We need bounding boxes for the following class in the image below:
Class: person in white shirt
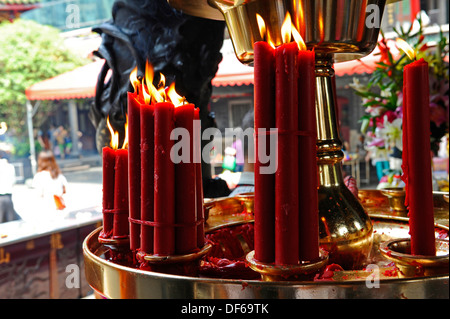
[32,151,68,214]
[0,150,20,223]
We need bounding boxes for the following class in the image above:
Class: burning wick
[107,116,128,150]
[396,38,416,61]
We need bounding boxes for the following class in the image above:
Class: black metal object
[89,0,226,182]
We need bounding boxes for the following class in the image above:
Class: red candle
[194,108,205,249]
[297,50,319,262]
[153,102,175,256]
[140,103,155,254]
[101,146,115,239]
[253,40,276,263]
[402,58,436,256]
[174,103,197,254]
[113,148,129,239]
[127,92,141,250]
[275,41,299,265]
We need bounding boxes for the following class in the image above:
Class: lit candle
[100,145,115,239]
[173,90,197,254]
[274,14,299,265]
[103,117,129,240]
[399,39,436,256]
[254,38,276,264]
[127,68,142,251]
[153,101,175,255]
[297,47,319,262]
[140,101,155,255]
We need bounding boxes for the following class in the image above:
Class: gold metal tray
[83,190,449,299]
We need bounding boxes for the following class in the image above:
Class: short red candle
[113,148,129,239]
[140,103,155,254]
[297,50,319,262]
[127,92,141,251]
[402,58,436,256]
[153,102,175,255]
[275,41,299,265]
[174,103,197,254]
[253,40,276,263]
[101,146,115,238]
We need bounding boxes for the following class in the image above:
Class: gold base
[245,249,329,282]
[136,244,212,276]
[380,188,407,215]
[380,238,449,278]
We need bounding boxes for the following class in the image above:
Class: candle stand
[83,0,448,298]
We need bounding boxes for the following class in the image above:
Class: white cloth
[0,159,15,195]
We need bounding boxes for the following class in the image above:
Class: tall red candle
[101,146,115,238]
[297,50,319,262]
[174,103,197,254]
[153,102,175,256]
[275,41,299,265]
[140,103,155,254]
[402,58,436,256]
[253,40,276,263]
[127,92,141,250]
[194,108,205,249]
[113,148,129,239]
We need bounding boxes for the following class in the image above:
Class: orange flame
[291,24,306,51]
[167,82,186,107]
[107,116,119,149]
[106,116,128,150]
[256,14,275,48]
[396,38,416,60]
[130,67,139,94]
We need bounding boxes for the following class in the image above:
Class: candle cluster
[100,61,204,261]
[254,13,319,266]
[100,118,129,240]
[128,63,205,259]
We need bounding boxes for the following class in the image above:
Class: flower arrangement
[350,20,449,187]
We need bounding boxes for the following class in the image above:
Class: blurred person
[0,150,20,223]
[32,151,68,213]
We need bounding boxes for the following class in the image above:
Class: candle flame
[256,13,266,39]
[291,24,306,51]
[167,82,186,107]
[396,38,416,60]
[281,12,292,44]
[122,115,129,150]
[107,116,119,150]
[129,67,139,94]
[256,13,275,48]
[144,60,165,104]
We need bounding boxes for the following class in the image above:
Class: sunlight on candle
[396,38,416,60]
[281,12,292,44]
[107,116,119,150]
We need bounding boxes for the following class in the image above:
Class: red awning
[212,52,254,87]
[25,59,105,101]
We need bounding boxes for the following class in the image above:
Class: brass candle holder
[136,244,212,277]
[246,249,329,281]
[380,238,449,278]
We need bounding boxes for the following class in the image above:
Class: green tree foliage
[0,19,88,140]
